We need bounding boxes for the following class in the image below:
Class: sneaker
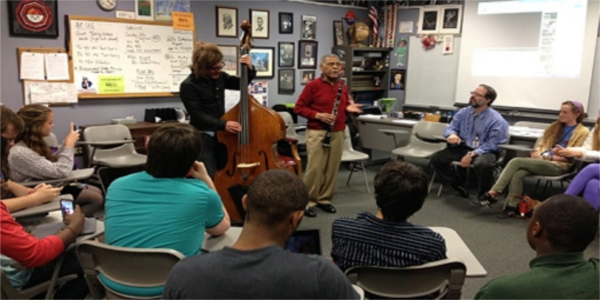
[496,207,518,219]
[450,182,469,198]
[470,193,498,208]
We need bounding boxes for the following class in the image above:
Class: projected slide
[472,0,587,78]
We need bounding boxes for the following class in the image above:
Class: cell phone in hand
[60,199,74,219]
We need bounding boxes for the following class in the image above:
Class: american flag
[368,4,379,47]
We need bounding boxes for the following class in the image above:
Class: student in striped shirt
[331,161,447,272]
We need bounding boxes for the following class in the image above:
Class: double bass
[214,21,302,222]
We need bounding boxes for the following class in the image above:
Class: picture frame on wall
[250,9,269,39]
[155,0,190,21]
[298,40,318,69]
[278,42,294,68]
[439,5,462,34]
[301,15,317,40]
[8,0,59,38]
[279,69,295,94]
[279,12,293,34]
[301,70,315,85]
[217,45,239,77]
[216,6,238,38]
[135,0,154,20]
[418,6,440,34]
[333,20,345,46]
[249,47,275,78]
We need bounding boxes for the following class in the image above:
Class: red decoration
[421,34,436,50]
[15,0,53,32]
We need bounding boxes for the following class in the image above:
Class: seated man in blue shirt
[475,194,599,300]
[331,161,447,273]
[431,84,509,199]
[104,124,230,297]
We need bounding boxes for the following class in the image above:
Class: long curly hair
[1,105,25,177]
[189,41,223,78]
[537,101,584,151]
[15,105,55,162]
[593,117,599,151]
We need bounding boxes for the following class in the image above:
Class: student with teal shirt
[104,124,230,297]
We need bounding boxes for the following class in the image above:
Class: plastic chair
[390,121,447,191]
[76,240,184,300]
[1,269,77,300]
[82,124,147,193]
[43,133,59,147]
[277,111,306,145]
[341,128,370,193]
[344,258,466,300]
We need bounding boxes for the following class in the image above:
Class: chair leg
[429,171,436,194]
[95,168,107,194]
[542,180,550,196]
[532,179,541,197]
[360,161,370,193]
[437,183,443,197]
[346,163,355,187]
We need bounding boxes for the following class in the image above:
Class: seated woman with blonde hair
[472,101,589,218]
[554,116,599,210]
[7,105,103,217]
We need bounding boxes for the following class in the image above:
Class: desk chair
[390,121,447,191]
[1,269,77,300]
[43,133,59,147]
[76,240,184,300]
[342,128,370,193]
[277,111,306,145]
[82,124,147,193]
[18,168,95,188]
[345,258,466,300]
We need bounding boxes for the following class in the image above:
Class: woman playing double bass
[179,42,256,179]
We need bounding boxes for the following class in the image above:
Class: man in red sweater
[294,54,362,218]
[0,202,87,298]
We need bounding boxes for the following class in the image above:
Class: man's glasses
[470,91,485,98]
[209,62,225,71]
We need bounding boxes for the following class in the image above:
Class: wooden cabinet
[331,46,392,104]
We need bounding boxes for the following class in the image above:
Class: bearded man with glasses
[430,84,509,200]
[180,41,255,179]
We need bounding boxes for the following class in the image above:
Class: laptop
[284,229,322,255]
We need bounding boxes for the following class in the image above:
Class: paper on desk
[20,52,45,80]
[45,53,70,80]
[225,89,240,112]
[25,82,78,104]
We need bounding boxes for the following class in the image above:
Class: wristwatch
[468,151,476,157]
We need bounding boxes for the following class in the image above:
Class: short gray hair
[320,54,340,65]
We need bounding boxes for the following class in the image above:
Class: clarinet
[322,81,344,148]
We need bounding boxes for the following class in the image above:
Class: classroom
[1,0,599,300]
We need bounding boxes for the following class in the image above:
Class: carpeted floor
[298,161,600,300]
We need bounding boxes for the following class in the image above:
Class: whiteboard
[68,15,194,99]
[405,36,462,108]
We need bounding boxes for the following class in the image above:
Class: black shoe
[470,193,498,208]
[450,182,469,198]
[496,207,518,219]
[315,203,337,213]
[304,207,317,218]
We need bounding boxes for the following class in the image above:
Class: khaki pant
[304,129,344,207]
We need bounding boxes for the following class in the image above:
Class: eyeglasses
[470,91,485,98]
[209,62,225,71]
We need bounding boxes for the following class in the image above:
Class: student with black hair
[104,124,230,297]
[331,161,447,272]
[475,194,599,300]
[164,170,359,300]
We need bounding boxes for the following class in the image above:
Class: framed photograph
[279,12,293,34]
[298,40,318,69]
[154,0,190,21]
[333,20,345,46]
[390,69,406,91]
[278,42,294,68]
[418,7,440,34]
[439,5,462,34]
[279,69,295,94]
[216,6,237,38]
[250,9,269,39]
[135,0,154,20]
[300,70,315,85]
[217,45,239,77]
[8,0,58,37]
[249,47,274,78]
[301,15,317,40]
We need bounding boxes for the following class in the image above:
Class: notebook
[284,229,322,255]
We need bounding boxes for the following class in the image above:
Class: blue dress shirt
[443,106,509,155]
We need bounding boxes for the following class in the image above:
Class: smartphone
[60,199,75,219]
